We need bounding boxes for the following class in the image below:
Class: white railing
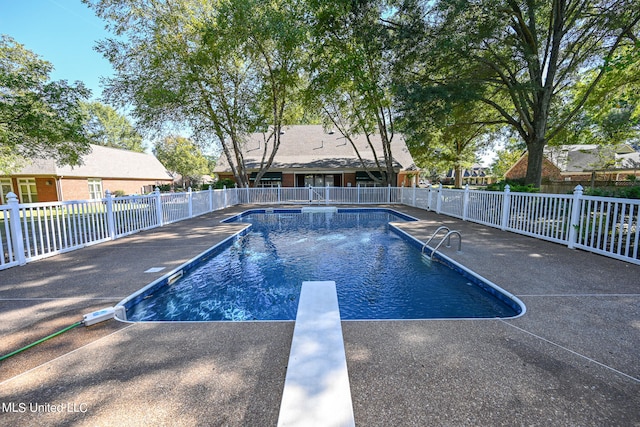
[465,190,504,227]
[2,184,639,270]
[1,187,232,269]
[573,194,640,263]
[400,184,639,265]
[111,194,159,238]
[1,203,20,270]
[505,192,574,244]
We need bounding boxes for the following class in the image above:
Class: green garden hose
[0,320,83,362]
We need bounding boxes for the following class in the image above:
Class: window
[302,174,335,187]
[17,178,38,203]
[88,178,103,199]
[0,178,13,204]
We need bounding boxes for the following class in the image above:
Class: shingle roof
[617,152,640,169]
[214,125,416,173]
[445,165,491,178]
[544,144,640,172]
[9,144,172,180]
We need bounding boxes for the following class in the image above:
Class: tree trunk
[524,138,546,188]
[454,164,463,188]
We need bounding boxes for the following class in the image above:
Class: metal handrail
[429,230,462,260]
[309,189,324,205]
[421,226,450,255]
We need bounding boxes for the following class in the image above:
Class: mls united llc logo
[1,402,88,413]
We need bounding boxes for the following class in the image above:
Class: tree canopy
[80,101,145,152]
[153,135,210,189]
[392,0,640,186]
[306,0,399,185]
[80,1,640,187]
[85,0,307,187]
[0,35,91,173]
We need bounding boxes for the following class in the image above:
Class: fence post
[462,184,470,221]
[208,185,213,212]
[567,185,584,249]
[187,187,193,218]
[427,185,432,210]
[278,184,281,205]
[223,186,228,208]
[308,185,313,204]
[6,192,26,266]
[412,184,416,207]
[357,184,361,204]
[154,187,164,227]
[246,185,250,204]
[436,185,442,214]
[387,184,391,204]
[325,184,329,205]
[501,184,511,231]
[105,190,116,240]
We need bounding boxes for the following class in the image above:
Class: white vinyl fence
[401,184,639,264]
[2,184,639,270]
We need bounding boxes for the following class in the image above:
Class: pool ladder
[421,226,462,260]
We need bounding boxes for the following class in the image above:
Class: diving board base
[301,206,337,213]
[277,281,355,427]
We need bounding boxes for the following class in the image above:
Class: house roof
[445,165,490,178]
[617,151,640,169]
[8,144,172,180]
[213,125,416,173]
[544,144,640,172]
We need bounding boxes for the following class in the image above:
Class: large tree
[408,103,496,188]
[0,35,90,172]
[563,42,640,146]
[80,101,145,152]
[306,0,398,185]
[393,0,640,187]
[85,0,306,188]
[153,135,210,189]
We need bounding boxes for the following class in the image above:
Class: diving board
[277,281,355,427]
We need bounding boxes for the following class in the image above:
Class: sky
[0,0,112,100]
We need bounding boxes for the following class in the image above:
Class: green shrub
[485,180,539,193]
[583,185,640,199]
[214,178,236,189]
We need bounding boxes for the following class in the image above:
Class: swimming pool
[119,208,524,321]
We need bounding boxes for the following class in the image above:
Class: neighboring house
[505,144,640,183]
[443,165,494,186]
[1,144,173,204]
[213,125,418,187]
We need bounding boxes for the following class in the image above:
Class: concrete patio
[0,205,638,426]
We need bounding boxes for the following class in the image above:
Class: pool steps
[277,281,355,427]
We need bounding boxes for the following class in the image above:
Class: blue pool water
[122,209,523,321]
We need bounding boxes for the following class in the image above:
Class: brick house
[505,144,640,183]
[1,144,173,204]
[213,125,419,188]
